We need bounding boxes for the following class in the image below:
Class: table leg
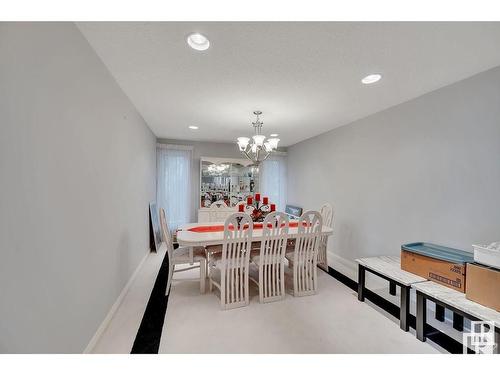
[416,291,427,342]
[495,329,500,354]
[453,312,464,331]
[435,304,445,322]
[389,281,397,296]
[357,264,365,302]
[400,286,410,332]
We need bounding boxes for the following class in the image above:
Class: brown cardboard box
[466,263,500,311]
[401,250,466,292]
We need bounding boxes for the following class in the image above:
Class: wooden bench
[356,256,427,331]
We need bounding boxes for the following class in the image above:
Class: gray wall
[157,139,243,221]
[287,66,500,276]
[0,23,156,353]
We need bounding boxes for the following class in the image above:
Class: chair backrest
[258,212,289,302]
[160,208,175,295]
[320,203,334,228]
[220,212,253,307]
[159,208,173,251]
[293,210,323,263]
[292,210,323,296]
[222,212,253,260]
[260,211,289,264]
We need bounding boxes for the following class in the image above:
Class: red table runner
[186,221,306,233]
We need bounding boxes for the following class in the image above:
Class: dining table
[176,220,333,247]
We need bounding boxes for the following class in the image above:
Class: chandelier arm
[242,150,254,163]
[261,150,271,162]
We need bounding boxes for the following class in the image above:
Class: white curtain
[156,144,193,232]
[260,152,287,211]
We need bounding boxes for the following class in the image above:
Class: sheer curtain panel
[156,144,193,232]
[260,152,287,211]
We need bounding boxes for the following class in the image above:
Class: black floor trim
[130,248,171,354]
[325,266,466,354]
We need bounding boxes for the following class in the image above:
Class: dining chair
[285,210,323,297]
[249,211,289,303]
[208,212,253,309]
[318,203,334,271]
[160,208,207,295]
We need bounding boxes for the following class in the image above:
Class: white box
[473,244,500,269]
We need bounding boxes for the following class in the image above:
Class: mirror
[200,157,259,208]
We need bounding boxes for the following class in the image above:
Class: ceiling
[77,22,500,147]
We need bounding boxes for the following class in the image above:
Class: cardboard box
[466,263,500,311]
[401,250,466,292]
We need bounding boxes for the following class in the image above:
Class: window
[260,152,287,211]
[156,144,192,232]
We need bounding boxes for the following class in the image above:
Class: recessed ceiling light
[361,74,382,84]
[187,33,210,51]
[188,125,199,130]
[270,133,279,137]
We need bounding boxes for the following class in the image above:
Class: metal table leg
[358,264,365,302]
[389,281,397,296]
[400,286,410,331]
[435,304,445,322]
[416,291,427,342]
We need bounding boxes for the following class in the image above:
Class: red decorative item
[255,193,261,201]
[263,196,269,205]
[247,196,253,205]
[270,204,276,212]
[188,221,304,233]
[252,209,263,221]
[238,204,244,212]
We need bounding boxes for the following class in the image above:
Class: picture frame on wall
[149,202,161,252]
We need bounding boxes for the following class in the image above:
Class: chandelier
[236,111,280,165]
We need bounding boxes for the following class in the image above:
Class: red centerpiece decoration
[241,193,274,222]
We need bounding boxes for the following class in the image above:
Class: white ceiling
[77,22,500,147]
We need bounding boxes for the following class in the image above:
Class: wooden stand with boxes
[401,242,474,293]
[466,263,500,312]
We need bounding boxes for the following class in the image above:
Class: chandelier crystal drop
[236,111,279,165]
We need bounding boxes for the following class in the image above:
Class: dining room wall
[287,65,500,280]
[0,23,156,353]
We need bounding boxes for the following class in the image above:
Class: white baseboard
[327,251,388,290]
[83,250,150,354]
[327,251,357,280]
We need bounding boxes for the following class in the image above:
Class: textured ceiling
[77,22,500,146]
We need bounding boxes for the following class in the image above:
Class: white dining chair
[160,208,207,295]
[208,212,253,310]
[249,211,289,303]
[318,203,334,271]
[285,210,323,297]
